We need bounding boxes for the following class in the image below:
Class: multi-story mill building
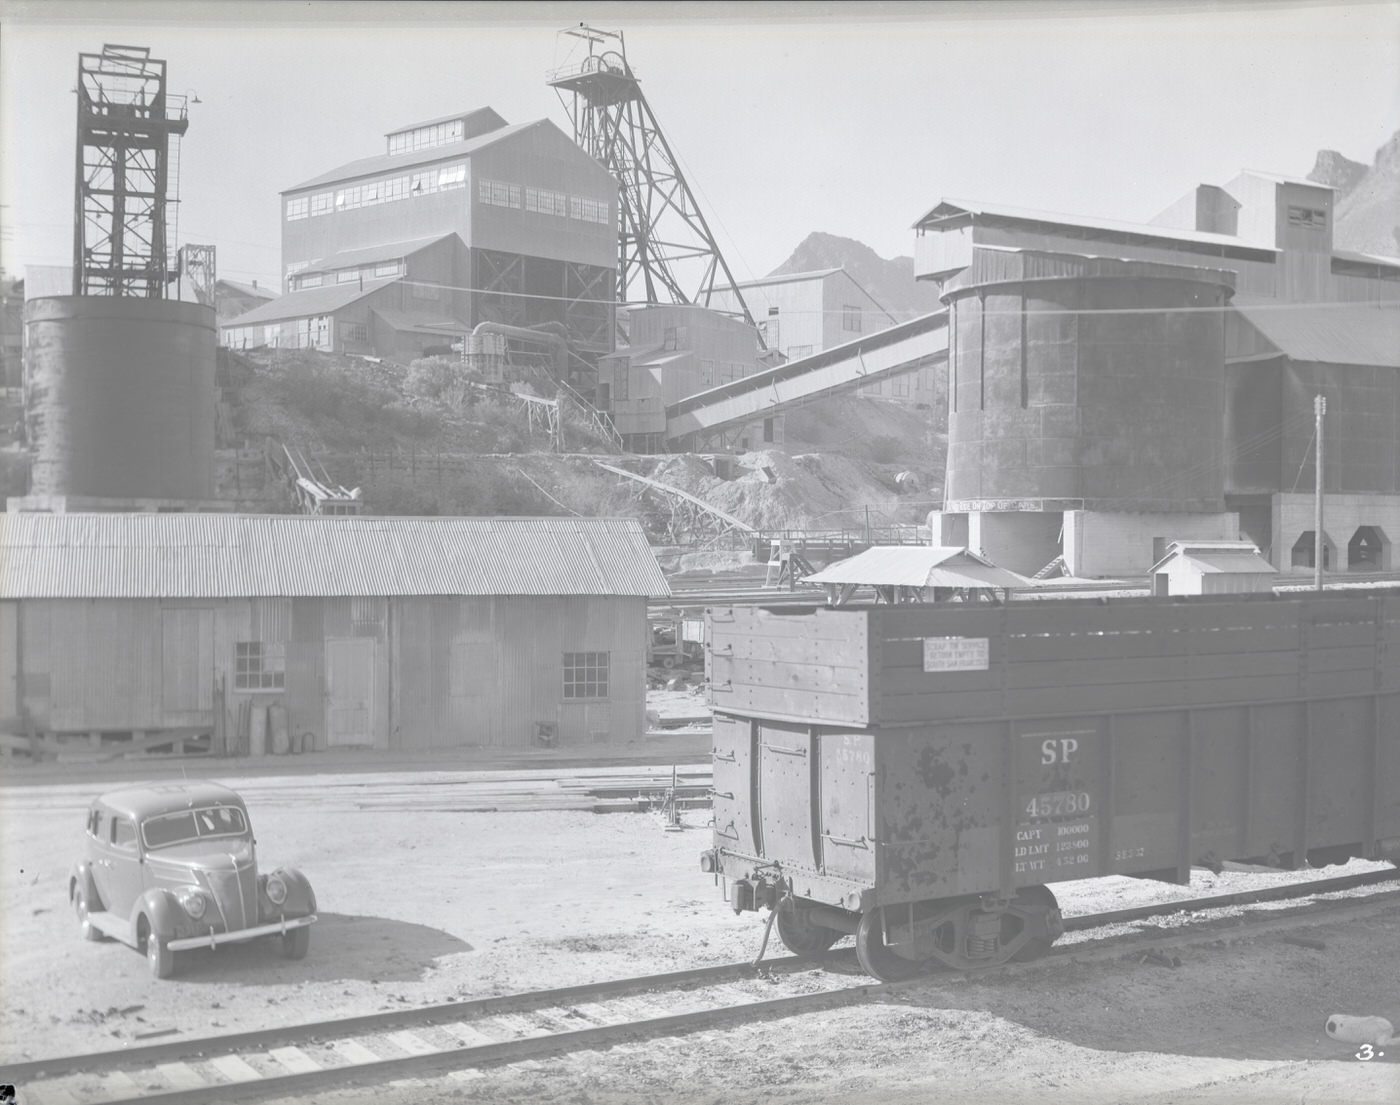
[917,169,1400,577]
[222,108,618,390]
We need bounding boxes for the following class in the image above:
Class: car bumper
[167,913,317,951]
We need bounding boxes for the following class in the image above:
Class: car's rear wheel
[281,925,310,960]
[145,927,175,979]
[74,886,102,942]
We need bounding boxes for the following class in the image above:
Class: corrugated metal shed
[0,514,671,600]
[1231,302,1400,368]
[223,278,398,328]
[805,546,1032,590]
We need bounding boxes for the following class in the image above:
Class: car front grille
[203,858,257,931]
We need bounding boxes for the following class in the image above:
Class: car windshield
[141,805,249,849]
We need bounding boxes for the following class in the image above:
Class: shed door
[161,608,214,719]
[326,638,375,746]
[448,639,494,747]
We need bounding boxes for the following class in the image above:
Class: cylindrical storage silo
[940,250,1235,513]
[24,296,216,500]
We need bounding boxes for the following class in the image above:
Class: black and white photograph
[1,1,1398,1102]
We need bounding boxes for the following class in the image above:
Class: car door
[105,815,147,917]
[88,805,118,909]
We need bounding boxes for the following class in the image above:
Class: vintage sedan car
[69,782,316,978]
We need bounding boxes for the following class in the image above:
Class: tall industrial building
[917,170,1400,577]
[222,108,618,391]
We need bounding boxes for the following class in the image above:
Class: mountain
[1311,130,1400,258]
[1307,149,1369,195]
[769,232,942,320]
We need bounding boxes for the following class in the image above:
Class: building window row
[290,260,405,292]
[285,161,469,223]
[479,178,523,209]
[481,178,612,226]
[387,119,465,156]
[569,195,610,224]
[525,185,569,217]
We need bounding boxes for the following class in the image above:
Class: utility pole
[1314,394,1326,591]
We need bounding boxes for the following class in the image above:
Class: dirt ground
[2,756,1397,1105]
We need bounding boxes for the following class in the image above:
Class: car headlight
[265,873,288,906]
[177,887,207,919]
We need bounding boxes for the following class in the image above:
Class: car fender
[260,865,316,917]
[69,862,101,909]
[130,886,184,944]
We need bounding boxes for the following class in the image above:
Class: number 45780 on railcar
[699,593,1400,980]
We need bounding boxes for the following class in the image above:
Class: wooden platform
[0,727,213,763]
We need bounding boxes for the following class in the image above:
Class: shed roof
[221,277,399,328]
[804,546,1032,590]
[302,234,457,275]
[914,197,1278,257]
[1231,302,1400,368]
[385,107,507,139]
[1149,540,1277,575]
[0,514,671,599]
[284,119,541,192]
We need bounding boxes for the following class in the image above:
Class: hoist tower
[72,44,189,297]
[547,25,763,344]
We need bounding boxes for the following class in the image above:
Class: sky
[2,0,1397,294]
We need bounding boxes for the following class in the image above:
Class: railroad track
[9,867,1397,1105]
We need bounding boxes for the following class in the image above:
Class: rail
[13,870,1397,1102]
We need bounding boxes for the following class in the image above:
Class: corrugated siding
[0,514,670,600]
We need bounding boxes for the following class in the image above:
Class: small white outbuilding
[1150,540,1278,597]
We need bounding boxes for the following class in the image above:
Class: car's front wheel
[145,928,175,979]
[281,925,310,960]
[74,887,102,942]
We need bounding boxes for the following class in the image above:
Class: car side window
[89,809,105,838]
[111,818,138,851]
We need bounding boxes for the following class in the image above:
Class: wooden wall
[3,593,647,752]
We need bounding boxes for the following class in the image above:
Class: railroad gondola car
[699,591,1400,980]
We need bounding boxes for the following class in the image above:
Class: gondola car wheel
[855,906,924,982]
[775,902,840,958]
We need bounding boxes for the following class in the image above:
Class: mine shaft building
[596,304,763,453]
[221,107,618,388]
[916,170,1400,577]
[0,513,669,755]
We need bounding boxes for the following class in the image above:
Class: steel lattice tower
[72,44,189,297]
[548,26,763,344]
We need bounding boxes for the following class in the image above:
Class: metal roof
[913,197,1277,256]
[302,234,456,275]
[1231,302,1400,368]
[370,309,462,334]
[220,277,399,328]
[284,120,542,192]
[804,546,1032,590]
[0,514,671,600]
[1150,541,1277,575]
[734,268,842,288]
[1332,248,1400,272]
[385,107,507,138]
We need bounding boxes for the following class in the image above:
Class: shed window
[843,305,862,332]
[1287,205,1327,230]
[563,651,609,699]
[235,641,286,690]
